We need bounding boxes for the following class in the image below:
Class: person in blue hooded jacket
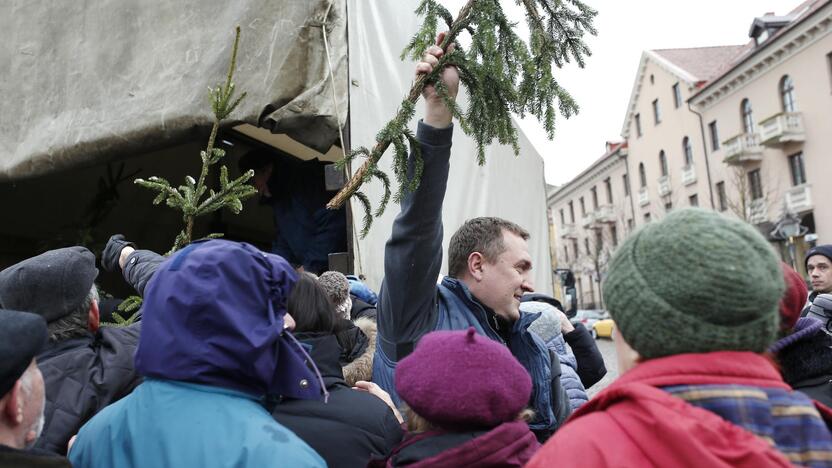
[371,34,571,441]
[68,240,325,468]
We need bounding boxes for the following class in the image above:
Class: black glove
[102,234,136,272]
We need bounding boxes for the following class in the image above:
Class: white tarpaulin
[0,0,348,180]
[347,0,554,295]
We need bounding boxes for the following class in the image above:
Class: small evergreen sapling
[327,0,597,236]
[134,26,257,255]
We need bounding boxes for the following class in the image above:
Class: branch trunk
[326,0,477,210]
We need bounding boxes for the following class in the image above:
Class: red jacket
[527,352,808,468]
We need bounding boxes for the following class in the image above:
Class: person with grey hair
[0,247,141,456]
[0,308,70,467]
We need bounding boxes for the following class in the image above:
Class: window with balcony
[584,238,590,255]
[580,197,586,216]
[635,113,642,137]
[563,246,569,263]
[716,181,727,212]
[689,194,699,207]
[659,150,668,177]
[571,239,579,259]
[672,82,682,108]
[682,137,693,166]
[559,208,565,225]
[611,225,618,247]
[748,169,763,200]
[639,163,647,188]
[789,152,806,186]
[653,99,662,125]
[627,219,634,230]
[605,178,613,204]
[708,121,720,151]
[623,174,630,196]
[595,229,603,253]
[568,201,575,223]
[741,98,754,134]
[665,201,673,211]
[591,187,599,209]
[780,75,797,113]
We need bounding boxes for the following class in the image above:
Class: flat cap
[0,309,47,397]
[0,247,98,322]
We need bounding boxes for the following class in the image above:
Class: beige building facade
[548,143,633,308]
[548,0,832,297]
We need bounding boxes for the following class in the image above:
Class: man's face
[476,231,534,322]
[808,255,832,294]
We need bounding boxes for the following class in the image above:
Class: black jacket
[563,323,607,388]
[0,446,71,468]
[776,322,832,408]
[35,325,142,455]
[271,333,403,468]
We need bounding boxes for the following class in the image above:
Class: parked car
[593,319,615,339]
[571,309,609,339]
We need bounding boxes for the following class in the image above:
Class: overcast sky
[440,0,803,186]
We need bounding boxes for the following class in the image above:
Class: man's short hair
[47,286,98,343]
[448,217,530,278]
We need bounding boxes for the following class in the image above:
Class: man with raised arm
[372,34,570,440]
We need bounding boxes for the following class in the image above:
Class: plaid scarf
[664,383,832,467]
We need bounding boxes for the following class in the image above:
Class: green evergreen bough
[327,0,597,236]
[135,26,257,255]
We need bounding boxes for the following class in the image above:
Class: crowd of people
[2,34,832,467]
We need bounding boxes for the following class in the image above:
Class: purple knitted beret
[395,327,532,429]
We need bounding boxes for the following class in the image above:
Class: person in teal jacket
[68,240,326,468]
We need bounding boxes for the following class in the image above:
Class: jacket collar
[293,333,346,386]
[440,277,540,337]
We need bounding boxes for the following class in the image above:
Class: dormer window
[749,14,793,46]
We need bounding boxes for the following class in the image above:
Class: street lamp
[771,208,808,270]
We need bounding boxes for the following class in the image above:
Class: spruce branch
[134,26,256,255]
[327,0,597,235]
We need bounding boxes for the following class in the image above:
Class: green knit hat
[603,208,784,359]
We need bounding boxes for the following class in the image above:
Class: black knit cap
[0,247,98,322]
[806,244,832,269]
[0,309,47,397]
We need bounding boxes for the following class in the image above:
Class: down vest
[36,324,142,455]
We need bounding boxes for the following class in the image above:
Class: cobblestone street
[587,337,618,398]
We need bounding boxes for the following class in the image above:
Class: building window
[563,246,569,263]
[627,219,635,230]
[708,120,720,151]
[605,178,613,204]
[584,238,590,255]
[611,225,618,246]
[650,74,655,84]
[665,201,673,211]
[780,75,797,113]
[672,82,682,108]
[682,137,693,167]
[571,239,578,259]
[716,181,727,212]
[789,152,806,186]
[827,52,832,93]
[639,163,647,188]
[652,99,662,124]
[748,169,763,200]
[741,98,754,134]
[568,201,575,223]
[595,229,603,253]
[623,174,631,196]
[689,194,699,207]
[644,213,652,223]
[591,186,599,209]
[580,197,586,216]
[659,150,668,177]
[559,208,565,225]
[635,113,642,137]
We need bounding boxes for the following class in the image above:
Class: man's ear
[88,299,100,333]
[467,252,485,281]
[2,380,24,426]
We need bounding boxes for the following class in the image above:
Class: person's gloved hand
[102,234,136,272]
